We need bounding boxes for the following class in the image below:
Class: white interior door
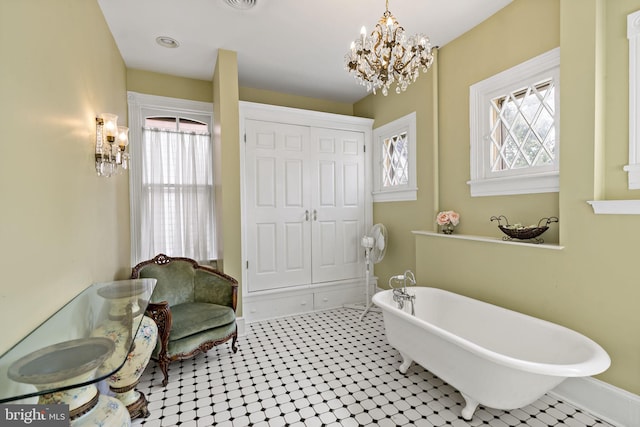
[245,120,312,292]
[311,128,366,283]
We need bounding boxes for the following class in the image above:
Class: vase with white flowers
[436,210,460,234]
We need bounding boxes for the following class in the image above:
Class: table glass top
[0,279,156,403]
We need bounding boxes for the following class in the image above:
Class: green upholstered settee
[131,254,238,386]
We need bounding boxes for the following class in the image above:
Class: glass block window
[490,80,556,172]
[469,48,560,197]
[373,112,417,202]
[382,132,409,187]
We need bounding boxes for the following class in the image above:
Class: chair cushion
[169,302,236,341]
[139,261,196,307]
[163,321,237,359]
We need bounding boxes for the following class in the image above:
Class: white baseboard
[237,316,246,336]
[550,377,640,427]
[242,278,374,322]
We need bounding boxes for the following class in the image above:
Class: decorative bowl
[490,216,558,243]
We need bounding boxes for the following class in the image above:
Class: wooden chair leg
[231,331,238,353]
[158,359,169,387]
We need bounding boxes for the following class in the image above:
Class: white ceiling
[98,0,512,104]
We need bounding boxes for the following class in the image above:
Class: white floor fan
[357,223,387,321]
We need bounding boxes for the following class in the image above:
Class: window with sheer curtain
[138,117,215,262]
[127,92,216,265]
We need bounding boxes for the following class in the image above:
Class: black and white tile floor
[132,308,612,427]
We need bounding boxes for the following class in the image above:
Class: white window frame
[127,91,214,265]
[587,10,640,214]
[468,48,560,197]
[372,112,417,202]
[624,10,640,189]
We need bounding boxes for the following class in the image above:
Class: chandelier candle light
[345,0,435,95]
[95,113,129,177]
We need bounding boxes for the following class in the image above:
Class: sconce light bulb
[117,126,129,148]
[100,113,118,144]
[99,113,118,143]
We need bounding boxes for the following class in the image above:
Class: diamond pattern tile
[132,308,612,426]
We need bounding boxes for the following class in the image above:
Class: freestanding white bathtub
[372,286,611,420]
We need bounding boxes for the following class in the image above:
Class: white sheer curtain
[139,127,215,262]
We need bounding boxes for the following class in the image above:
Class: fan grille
[223,0,257,10]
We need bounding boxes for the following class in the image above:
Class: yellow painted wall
[356,0,640,395]
[0,0,128,352]
[353,59,437,287]
[125,71,354,116]
[213,50,243,314]
[239,87,354,116]
[127,69,213,103]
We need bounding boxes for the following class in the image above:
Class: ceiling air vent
[223,0,257,10]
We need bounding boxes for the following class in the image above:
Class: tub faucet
[390,270,416,315]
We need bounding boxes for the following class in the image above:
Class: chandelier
[345,0,435,96]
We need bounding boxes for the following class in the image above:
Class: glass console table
[0,279,157,426]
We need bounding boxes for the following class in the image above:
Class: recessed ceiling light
[223,0,257,10]
[156,36,180,48]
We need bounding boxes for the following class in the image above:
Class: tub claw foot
[398,352,412,374]
[460,393,478,421]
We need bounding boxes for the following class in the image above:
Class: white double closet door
[245,119,366,293]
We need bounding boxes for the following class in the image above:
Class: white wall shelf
[412,230,564,250]
[587,200,640,215]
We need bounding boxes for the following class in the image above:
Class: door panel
[319,161,336,207]
[256,223,277,273]
[284,222,305,270]
[342,220,361,264]
[343,162,360,206]
[245,120,311,292]
[255,157,276,207]
[311,128,365,283]
[318,220,337,268]
[284,160,304,206]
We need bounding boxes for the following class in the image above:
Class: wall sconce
[95,113,129,177]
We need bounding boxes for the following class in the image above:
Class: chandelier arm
[394,47,418,72]
[373,22,385,49]
[362,55,380,72]
[391,24,404,41]
[371,33,386,68]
